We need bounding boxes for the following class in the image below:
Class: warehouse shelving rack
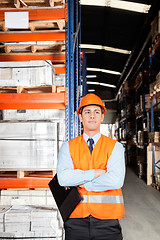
[149,39,160,178]
[149,42,160,133]
[118,27,160,182]
[0,0,82,189]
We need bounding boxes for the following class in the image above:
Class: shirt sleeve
[83,142,126,192]
[57,141,95,187]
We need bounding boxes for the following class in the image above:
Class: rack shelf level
[0,178,50,189]
[0,8,66,21]
[0,31,65,42]
[0,92,68,109]
[0,53,65,63]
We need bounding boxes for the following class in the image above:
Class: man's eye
[95,111,100,114]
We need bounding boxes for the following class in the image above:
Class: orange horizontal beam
[0,92,68,109]
[0,31,65,42]
[0,8,65,21]
[0,178,50,189]
[0,54,65,63]
[54,64,65,74]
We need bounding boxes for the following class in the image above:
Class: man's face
[79,105,104,135]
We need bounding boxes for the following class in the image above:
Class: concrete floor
[120,167,160,240]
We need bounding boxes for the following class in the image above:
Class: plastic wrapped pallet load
[0,207,11,232]
[0,206,63,240]
[31,207,63,236]
[0,60,55,87]
[2,109,65,121]
[0,121,59,169]
[55,74,65,86]
[5,209,31,232]
[0,189,56,206]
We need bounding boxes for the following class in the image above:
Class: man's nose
[90,112,95,118]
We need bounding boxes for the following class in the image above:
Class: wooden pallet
[0,0,63,9]
[0,85,65,93]
[0,19,65,32]
[0,169,56,179]
[0,44,65,54]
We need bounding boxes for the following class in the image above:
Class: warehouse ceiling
[81,0,160,101]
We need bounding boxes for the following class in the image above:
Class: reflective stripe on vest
[81,195,124,204]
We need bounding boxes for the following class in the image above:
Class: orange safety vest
[68,134,125,220]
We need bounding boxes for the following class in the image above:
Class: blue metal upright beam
[65,0,81,140]
[65,0,75,140]
[150,100,155,132]
[65,1,69,141]
[75,0,81,137]
[149,52,155,133]
[78,0,82,136]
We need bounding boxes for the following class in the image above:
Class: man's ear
[79,114,83,122]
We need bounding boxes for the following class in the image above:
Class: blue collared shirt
[57,133,125,192]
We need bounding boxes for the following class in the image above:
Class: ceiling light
[86,75,97,78]
[81,44,131,55]
[87,81,99,85]
[87,67,121,75]
[87,81,116,88]
[99,83,116,88]
[81,0,105,7]
[80,0,151,13]
[88,89,95,92]
[109,0,151,13]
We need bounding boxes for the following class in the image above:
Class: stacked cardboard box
[0,206,63,240]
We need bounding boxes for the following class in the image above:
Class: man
[57,93,125,240]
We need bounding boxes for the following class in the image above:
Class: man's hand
[66,170,106,189]
[94,169,106,178]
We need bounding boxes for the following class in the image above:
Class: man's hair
[79,105,104,115]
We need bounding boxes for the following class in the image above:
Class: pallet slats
[0,85,65,94]
[0,44,65,54]
[0,0,63,9]
[0,19,65,32]
[0,170,56,179]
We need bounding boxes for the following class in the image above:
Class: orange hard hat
[77,93,107,116]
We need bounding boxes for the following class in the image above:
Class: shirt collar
[83,132,101,145]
